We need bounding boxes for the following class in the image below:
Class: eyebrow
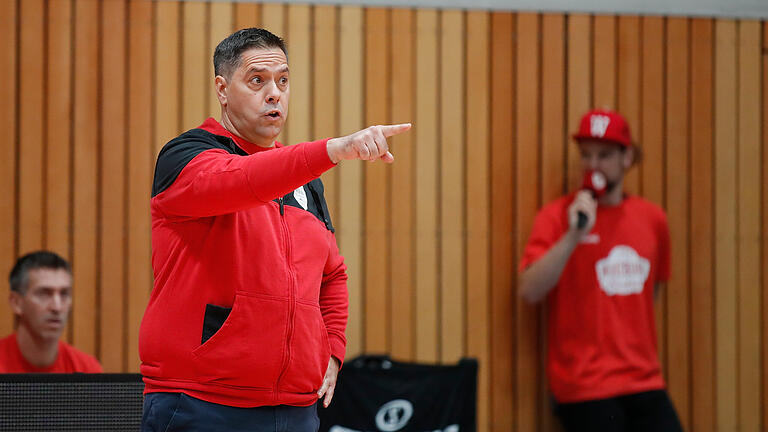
[247,66,290,75]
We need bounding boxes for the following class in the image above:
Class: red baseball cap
[572,109,632,147]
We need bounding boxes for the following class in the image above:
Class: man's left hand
[317,356,340,408]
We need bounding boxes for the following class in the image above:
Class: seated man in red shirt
[0,251,102,373]
[519,109,682,432]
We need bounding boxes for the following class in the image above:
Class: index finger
[379,123,412,138]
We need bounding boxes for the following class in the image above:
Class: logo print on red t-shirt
[595,245,650,296]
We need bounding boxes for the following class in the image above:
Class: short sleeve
[519,203,566,273]
[656,210,671,283]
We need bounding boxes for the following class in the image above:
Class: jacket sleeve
[153,137,334,218]
[319,232,348,365]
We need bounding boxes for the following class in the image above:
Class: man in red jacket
[139,28,410,431]
[0,251,102,373]
[519,109,682,432]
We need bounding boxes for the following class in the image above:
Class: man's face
[10,268,72,342]
[578,140,633,191]
[217,47,290,146]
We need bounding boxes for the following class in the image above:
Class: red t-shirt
[0,333,102,373]
[520,194,670,403]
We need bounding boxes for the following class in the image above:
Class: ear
[622,146,635,169]
[9,291,23,316]
[215,75,228,106]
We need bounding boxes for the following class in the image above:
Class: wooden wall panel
[490,12,514,431]
[439,9,465,363]
[99,0,127,372]
[465,11,491,431]
[126,0,154,373]
[566,15,591,189]
[515,12,541,432]
[390,8,416,361]
[4,4,768,431]
[286,5,311,145]
[181,2,207,131]
[665,17,691,430]
[337,5,364,358]
[72,0,99,355]
[415,9,439,363]
[364,8,390,353]
[763,21,768,432]
[314,6,340,226]
[234,2,260,30]
[617,16,640,195]
[154,1,181,152]
[714,19,738,432]
[18,0,45,255]
[0,0,17,337]
[540,14,566,432]
[208,2,233,118]
[737,19,762,431]
[45,0,73,262]
[593,15,616,109]
[690,18,715,432]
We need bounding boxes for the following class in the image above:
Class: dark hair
[9,251,71,294]
[213,27,287,78]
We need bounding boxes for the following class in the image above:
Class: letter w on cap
[590,115,611,138]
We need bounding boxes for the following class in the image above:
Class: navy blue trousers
[141,392,320,432]
[554,390,683,432]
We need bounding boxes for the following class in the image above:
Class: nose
[264,81,280,105]
[50,293,65,313]
[584,154,599,170]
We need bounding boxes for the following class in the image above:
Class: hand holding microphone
[569,170,606,233]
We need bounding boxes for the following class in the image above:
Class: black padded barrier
[0,373,143,431]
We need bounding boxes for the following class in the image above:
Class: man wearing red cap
[519,109,682,431]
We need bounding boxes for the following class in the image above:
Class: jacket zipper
[274,195,295,400]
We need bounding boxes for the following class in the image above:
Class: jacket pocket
[201,304,231,344]
[279,302,331,394]
[192,292,287,390]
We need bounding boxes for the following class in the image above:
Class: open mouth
[266,110,281,118]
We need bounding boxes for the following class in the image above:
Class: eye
[251,76,262,84]
[279,76,288,85]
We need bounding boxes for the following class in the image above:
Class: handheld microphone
[577,170,607,229]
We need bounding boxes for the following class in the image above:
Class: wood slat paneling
[286,4,311,145]
[314,6,340,224]
[763,21,768,432]
[714,19,739,432]
[337,5,364,358]
[593,15,616,109]
[515,12,541,432]
[567,15,592,190]
[690,18,716,432]
[99,0,127,372]
[665,17,691,430]
[18,0,45,254]
[72,0,100,356]
[208,2,233,118]
[126,0,153,372]
[439,9,465,363]
[737,19,762,432]
[540,14,567,432]
[182,2,207,131]
[0,0,18,336]
[617,16,640,195]
[390,7,416,361]
[364,7,390,353]
[490,12,515,431]
[415,8,440,363]
[154,1,181,152]
[465,10,491,431]
[45,0,73,261]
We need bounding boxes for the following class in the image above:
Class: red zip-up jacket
[139,118,348,408]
